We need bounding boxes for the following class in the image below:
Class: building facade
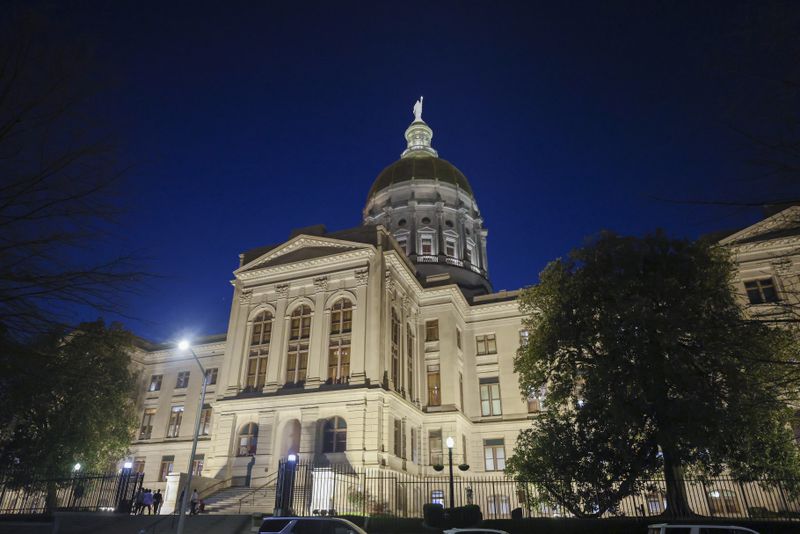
[128,105,535,496]
[126,103,800,510]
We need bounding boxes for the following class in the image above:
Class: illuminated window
[148,375,162,392]
[158,456,174,482]
[707,489,740,515]
[133,457,146,475]
[429,430,442,465]
[166,406,184,438]
[328,299,352,384]
[466,244,474,264]
[286,305,312,385]
[247,311,272,390]
[175,371,190,389]
[427,364,441,406]
[192,454,204,477]
[483,439,505,471]
[425,320,439,342]
[476,334,497,355]
[199,406,212,436]
[480,377,502,416]
[431,490,445,507]
[204,368,218,385]
[519,329,529,348]
[445,237,456,257]
[744,278,779,304]
[323,417,347,453]
[139,408,156,440]
[420,234,434,255]
[238,423,258,456]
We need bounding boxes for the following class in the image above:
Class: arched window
[237,423,258,456]
[286,305,312,385]
[328,299,352,384]
[323,417,347,453]
[246,311,273,390]
[391,309,400,390]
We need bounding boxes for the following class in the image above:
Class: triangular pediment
[236,235,373,275]
[719,206,800,246]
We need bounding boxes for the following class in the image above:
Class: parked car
[259,517,367,534]
[443,529,510,534]
[647,524,760,534]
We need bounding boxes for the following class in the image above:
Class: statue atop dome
[413,96,423,122]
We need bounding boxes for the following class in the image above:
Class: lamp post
[446,437,455,510]
[176,339,208,534]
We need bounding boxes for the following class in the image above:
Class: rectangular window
[411,427,418,463]
[391,310,400,390]
[396,236,407,252]
[466,244,474,264]
[407,330,415,399]
[159,455,174,482]
[484,438,506,471]
[175,371,190,389]
[527,386,546,413]
[425,320,439,342]
[286,343,308,385]
[327,341,351,384]
[459,372,465,411]
[445,237,456,257]
[205,368,218,385]
[480,377,502,416]
[427,364,441,406]
[429,430,442,465]
[133,457,146,475]
[148,375,162,392]
[744,278,779,304]
[519,329,529,348]
[393,418,402,457]
[139,408,156,440]
[431,490,445,507]
[421,234,433,255]
[192,454,205,477]
[199,406,212,436]
[166,406,184,438]
[476,334,497,355]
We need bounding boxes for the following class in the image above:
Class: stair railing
[237,472,278,514]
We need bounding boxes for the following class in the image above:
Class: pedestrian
[197,498,205,514]
[190,488,199,515]
[133,488,144,515]
[153,489,163,515]
[142,488,154,515]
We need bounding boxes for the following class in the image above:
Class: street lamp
[446,437,455,510]
[73,463,81,472]
[175,339,208,534]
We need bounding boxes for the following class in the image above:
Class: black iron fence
[0,470,143,515]
[274,460,800,521]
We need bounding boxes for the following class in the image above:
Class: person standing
[142,488,154,515]
[133,488,144,515]
[152,489,163,515]
[190,488,199,515]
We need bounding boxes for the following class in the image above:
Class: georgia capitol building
[127,99,800,513]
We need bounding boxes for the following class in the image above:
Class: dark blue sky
[37,1,798,341]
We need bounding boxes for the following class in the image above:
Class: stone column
[223,285,251,397]
[306,276,329,388]
[349,268,369,385]
[254,410,276,486]
[266,284,290,393]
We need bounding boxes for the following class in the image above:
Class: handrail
[199,477,234,500]
[237,472,279,514]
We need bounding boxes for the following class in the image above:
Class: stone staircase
[204,484,277,515]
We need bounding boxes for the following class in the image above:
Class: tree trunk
[661,445,694,518]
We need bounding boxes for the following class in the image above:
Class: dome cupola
[363,98,491,298]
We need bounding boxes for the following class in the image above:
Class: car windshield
[259,519,291,532]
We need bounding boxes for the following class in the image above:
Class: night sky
[26,1,800,342]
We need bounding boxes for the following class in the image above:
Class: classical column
[349,268,369,385]
[305,276,328,388]
[265,284,290,393]
[223,285,251,397]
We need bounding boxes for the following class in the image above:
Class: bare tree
[0,13,146,339]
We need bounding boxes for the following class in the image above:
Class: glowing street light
[175,339,208,534]
[73,463,81,472]
[446,436,456,510]
[123,461,133,469]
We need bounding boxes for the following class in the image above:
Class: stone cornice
[237,248,375,281]
[236,235,376,275]
[720,206,800,246]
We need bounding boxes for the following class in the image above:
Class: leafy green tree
[508,231,800,517]
[0,320,138,477]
